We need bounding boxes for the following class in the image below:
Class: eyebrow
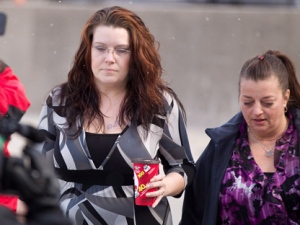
[241,95,275,100]
[92,42,129,47]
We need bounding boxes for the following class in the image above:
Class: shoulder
[47,85,65,107]
[43,85,68,119]
[162,89,181,111]
[205,112,243,143]
[51,85,63,98]
[197,113,243,170]
[162,90,173,104]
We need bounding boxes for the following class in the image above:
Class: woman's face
[91,25,131,90]
[239,75,290,137]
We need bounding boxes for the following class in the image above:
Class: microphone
[0,118,45,143]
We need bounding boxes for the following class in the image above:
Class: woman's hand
[145,172,185,208]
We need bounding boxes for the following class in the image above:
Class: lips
[252,118,266,126]
[102,68,117,72]
[254,119,265,122]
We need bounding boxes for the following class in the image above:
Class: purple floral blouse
[218,113,300,225]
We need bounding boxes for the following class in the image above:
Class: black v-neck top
[85,132,132,172]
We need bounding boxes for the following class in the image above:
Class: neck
[99,89,126,118]
[100,86,126,97]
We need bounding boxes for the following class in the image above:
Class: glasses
[92,45,131,58]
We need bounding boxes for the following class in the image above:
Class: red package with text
[133,159,159,206]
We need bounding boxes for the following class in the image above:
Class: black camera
[0,116,46,193]
[0,116,66,222]
[0,12,6,36]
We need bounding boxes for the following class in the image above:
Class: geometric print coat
[36,86,195,225]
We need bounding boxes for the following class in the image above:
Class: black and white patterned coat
[37,86,195,225]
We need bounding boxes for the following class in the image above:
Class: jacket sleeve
[157,93,195,197]
[179,140,215,225]
[36,90,59,161]
[0,60,30,211]
[0,60,30,121]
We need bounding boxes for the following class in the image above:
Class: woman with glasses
[36,6,195,225]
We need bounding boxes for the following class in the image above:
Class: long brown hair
[239,50,300,109]
[58,6,185,136]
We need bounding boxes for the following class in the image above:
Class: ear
[284,89,290,104]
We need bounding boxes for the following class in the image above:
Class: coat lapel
[118,123,153,160]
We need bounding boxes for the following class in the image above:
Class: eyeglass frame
[91,44,131,58]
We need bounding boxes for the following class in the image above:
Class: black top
[86,132,119,168]
[85,132,131,174]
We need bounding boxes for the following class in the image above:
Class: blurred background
[1,0,300,223]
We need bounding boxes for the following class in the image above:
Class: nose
[252,103,263,115]
[104,49,115,62]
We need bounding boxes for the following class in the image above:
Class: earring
[284,105,288,113]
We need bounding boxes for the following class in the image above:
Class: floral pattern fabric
[218,113,300,225]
